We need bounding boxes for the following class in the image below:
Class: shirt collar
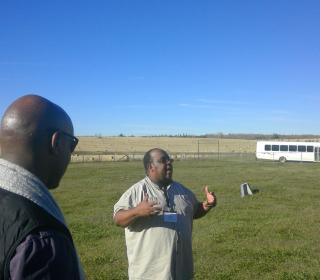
[145,176,172,190]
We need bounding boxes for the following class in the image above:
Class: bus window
[272,145,279,151]
[265,145,271,151]
[289,145,297,152]
[280,145,288,151]
[307,146,314,152]
[298,146,306,152]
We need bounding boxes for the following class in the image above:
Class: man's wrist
[202,200,214,211]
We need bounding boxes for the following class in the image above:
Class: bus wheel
[279,156,286,163]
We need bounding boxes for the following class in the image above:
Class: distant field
[75,136,257,153]
[54,159,320,279]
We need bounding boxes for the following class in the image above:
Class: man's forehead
[151,150,169,159]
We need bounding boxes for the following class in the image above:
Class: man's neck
[147,176,171,189]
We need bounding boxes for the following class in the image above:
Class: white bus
[256,141,320,163]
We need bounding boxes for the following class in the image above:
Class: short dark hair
[143,149,153,172]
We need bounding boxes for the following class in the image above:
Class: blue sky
[1,0,319,136]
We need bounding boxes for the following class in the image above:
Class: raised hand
[203,186,217,208]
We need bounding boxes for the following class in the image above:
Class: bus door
[314,147,320,162]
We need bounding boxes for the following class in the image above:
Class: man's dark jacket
[0,188,79,279]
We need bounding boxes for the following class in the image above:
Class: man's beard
[159,176,172,188]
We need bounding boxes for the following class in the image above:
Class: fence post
[197,140,199,160]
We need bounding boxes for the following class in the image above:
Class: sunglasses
[59,130,79,152]
[153,157,174,164]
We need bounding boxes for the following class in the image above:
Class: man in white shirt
[114,148,217,280]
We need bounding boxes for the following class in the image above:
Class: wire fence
[71,152,257,163]
[71,137,260,163]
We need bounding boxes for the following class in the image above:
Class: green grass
[52,159,320,280]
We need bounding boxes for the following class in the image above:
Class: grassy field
[53,158,320,280]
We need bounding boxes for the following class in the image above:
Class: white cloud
[197,98,251,106]
[178,103,214,109]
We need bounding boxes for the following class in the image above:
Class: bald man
[0,95,84,279]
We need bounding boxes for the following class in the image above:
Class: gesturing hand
[203,186,217,208]
[136,192,161,217]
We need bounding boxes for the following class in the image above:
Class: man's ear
[148,162,155,173]
[51,131,60,154]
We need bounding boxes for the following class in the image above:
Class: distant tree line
[203,133,320,140]
[143,133,320,140]
[88,133,320,140]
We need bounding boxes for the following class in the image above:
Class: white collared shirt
[114,176,198,280]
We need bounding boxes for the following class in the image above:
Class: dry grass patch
[75,137,257,153]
